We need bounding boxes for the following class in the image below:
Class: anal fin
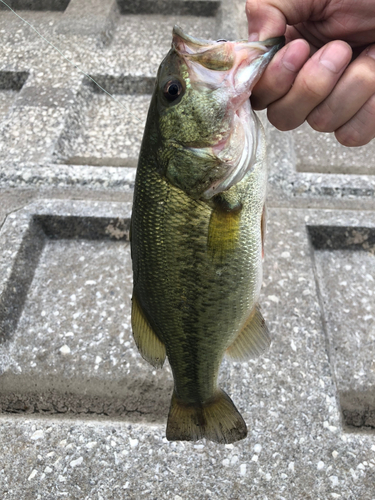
[226,304,271,361]
[131,296,166,368]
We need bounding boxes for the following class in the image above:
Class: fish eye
[163,79,183,102]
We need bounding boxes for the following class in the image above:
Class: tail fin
[166,389,247,444]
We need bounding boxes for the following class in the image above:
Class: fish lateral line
[0,0,143,124]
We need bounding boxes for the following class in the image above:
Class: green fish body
[131,27,284,443]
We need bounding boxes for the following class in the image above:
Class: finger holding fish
[262,41,352,131]
[308,44,375,146]
[247,0,375,146]
[251,38,311,111]
[253,38,375,147]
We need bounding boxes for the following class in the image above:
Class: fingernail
[320,44,349,73]
[248,32,259,42]
[366,45,375,59]
[282,44,298,72]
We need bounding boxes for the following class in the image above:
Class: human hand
[246,0,375,146]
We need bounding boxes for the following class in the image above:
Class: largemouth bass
[131,27,284,444]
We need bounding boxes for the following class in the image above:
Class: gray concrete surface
[293,123,375,176]
[0,1,375,499]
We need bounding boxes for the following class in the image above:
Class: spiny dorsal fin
[131,296,166,368]
[226,304,271,361]
[166,389,247,444]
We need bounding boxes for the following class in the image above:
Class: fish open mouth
[169,27,284,199]
[173,26,284,94]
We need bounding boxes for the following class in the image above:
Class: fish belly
[131,153,265,404]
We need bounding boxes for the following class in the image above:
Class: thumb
[246,0,287,41]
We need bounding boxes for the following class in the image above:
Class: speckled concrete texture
[1,0,375,498]
[266,125,375,208]
[0,5,217,188]
[0,200,172,420]
[293,123,375,176]
[1,203,375,498]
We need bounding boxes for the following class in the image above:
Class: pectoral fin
[131,296,166,368]
[207,197,242,263]
[226,304,271,361]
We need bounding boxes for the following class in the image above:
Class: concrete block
[56,0,118,44]
[309,218,375,428]
[0,95,71,164]
[55,80,151,167]
[0,200,172,421]
[0,9,217,185]
[1,202,375,498]
[266,124,375,208]
[293,122,375,176]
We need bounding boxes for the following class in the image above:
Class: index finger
[246,0,326,41]
[251,38,310,109]
[246,0,286,40]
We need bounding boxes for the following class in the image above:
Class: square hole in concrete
[309,225,375,429]
[0,0,70,11]
[56,76,153,167]
[117,0,220,16]
[0,71,28,124]
[0,211,171,421]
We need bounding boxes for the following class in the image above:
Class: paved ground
[0,1,374,499]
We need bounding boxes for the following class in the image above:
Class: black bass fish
[131,27,284,443]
